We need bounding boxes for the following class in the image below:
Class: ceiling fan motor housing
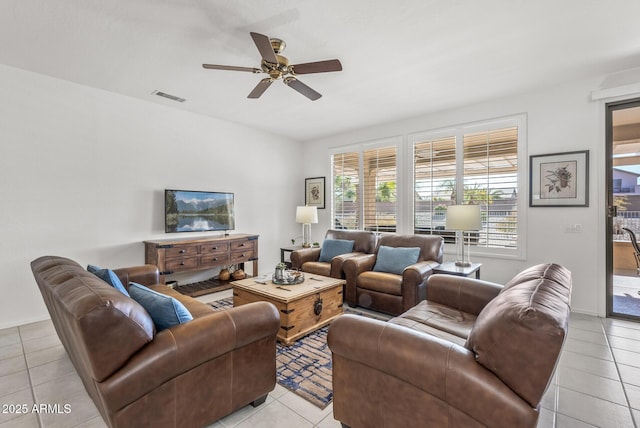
[263,54,290,79]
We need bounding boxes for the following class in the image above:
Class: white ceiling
[2,0,640,141]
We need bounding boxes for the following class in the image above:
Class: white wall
[0,64,303,329]
[303,76,615,316]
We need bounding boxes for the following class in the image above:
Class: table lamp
[446,204,481,267]
[296,206,318,248]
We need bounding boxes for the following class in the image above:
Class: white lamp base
[302,223,311,248]
[455,230,472,267]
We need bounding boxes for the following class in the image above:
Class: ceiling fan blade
[291,59,342,75]
[284,77,322,101]
[250,32,278,64]
[202,64,261,73]
[248,78,274,99]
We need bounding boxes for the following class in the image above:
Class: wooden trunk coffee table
[232,273,344,346]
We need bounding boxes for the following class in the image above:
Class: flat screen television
[165,189,235,233]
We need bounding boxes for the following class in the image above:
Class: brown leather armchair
[290,229,377,278]
[328,263,572,428]
[343,234,443,315]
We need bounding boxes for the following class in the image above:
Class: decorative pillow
[128,282,193,331]
[319,239,355,263]
[87,264,130,297]
[373,246,421,275]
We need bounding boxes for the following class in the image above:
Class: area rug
[208,297,339,409]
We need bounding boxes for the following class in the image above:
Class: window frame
[329,114,527,261]
[409,114,527,260]
[330,136,402,232]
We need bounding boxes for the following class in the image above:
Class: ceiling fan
[202,32,342,101]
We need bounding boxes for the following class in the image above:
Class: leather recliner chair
[343,234,444,315]
[328,263,572,428]
[290,229,377,278]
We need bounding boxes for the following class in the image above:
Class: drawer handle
[179,250,186,254]
[239,243,245,247]
[179,262,185,266]
[212,247,218,250]
[212,257,218,261]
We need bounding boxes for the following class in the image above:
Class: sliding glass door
[607,99,640,320]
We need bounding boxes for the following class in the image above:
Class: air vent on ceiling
[152,90,186,103]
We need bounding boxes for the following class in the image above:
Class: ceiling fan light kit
[202,32,342,101]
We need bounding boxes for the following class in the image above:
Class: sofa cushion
[319,239,355,262]
[465,263,571,407]
[373,246,420,275]
[87,264,130,297]
[358,271,403,295]
[300,261,332,277]
[392,300,477,341]
[129,282,193,331]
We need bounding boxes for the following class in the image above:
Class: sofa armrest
[343,254,377,305]
[114,264,160,287]
[100,301,280,410]
[400,260,439,310]
[328,315,536,428]
[426,274,503,316]
[290,248,321,268]
[328,251,366,278]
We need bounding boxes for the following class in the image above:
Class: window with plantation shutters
[414,135,457,236]
[462,127,519,249]
[330,138,399,232]
[410,115,526,257]
[332,151,360,229]
[362,146,397,232]
[330,115,525,259]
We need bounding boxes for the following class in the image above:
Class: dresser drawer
[231,240,255,252]
[230,249,255,264]
[165,245,199,259]
[201,242,229,255]
[201,254,230,267]
[165,257,199,271]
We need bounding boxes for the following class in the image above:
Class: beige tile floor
[1,290,640,427]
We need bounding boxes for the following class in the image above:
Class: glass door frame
[606,97,640,320]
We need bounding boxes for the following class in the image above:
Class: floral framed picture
[530,150,589,207]
[305,177,325,209]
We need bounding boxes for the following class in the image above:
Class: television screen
[165,190,235,233]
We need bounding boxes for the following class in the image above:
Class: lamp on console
[446,204,481,267]
[296,206,318,248]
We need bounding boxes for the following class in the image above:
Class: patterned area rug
[208,297,347,409]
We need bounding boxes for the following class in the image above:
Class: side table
[280,245,303,268]
[433,262,482,279]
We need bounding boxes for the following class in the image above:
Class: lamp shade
[446,204,481,231]
[296,206,318,224]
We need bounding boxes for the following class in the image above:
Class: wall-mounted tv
[165,189,235,233]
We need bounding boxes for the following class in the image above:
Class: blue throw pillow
[87,264,130,297]
[373,246,421,275]
[128,282,193,331]
[319,239,355,263]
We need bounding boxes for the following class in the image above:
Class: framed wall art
[305,177,325,209]
[529,150,589,207]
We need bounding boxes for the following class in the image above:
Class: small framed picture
[530,150,589,207]
[305,177,325,209]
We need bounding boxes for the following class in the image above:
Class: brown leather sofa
[343,234,444,315]
[291,229,377,278]
[31,256,280,428]
[328,263,572,428]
